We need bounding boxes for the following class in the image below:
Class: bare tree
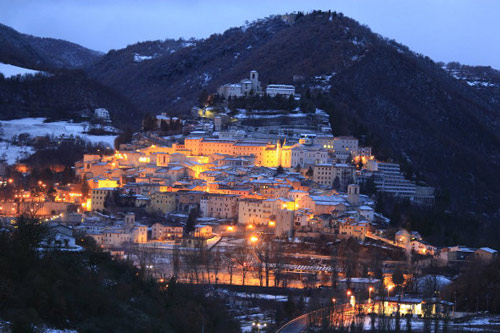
[234,245,250,286]
[256,240,272,287]
[183,247,202,283]
[272,241,285,287]
[224,252,234,285]
[201,245,212,284]
[212,247,222,285]
[172,244,180,277]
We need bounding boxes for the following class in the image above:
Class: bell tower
[347,184,360,206]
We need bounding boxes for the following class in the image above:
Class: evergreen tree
[306,166,314,178]
[185,207,199,235]
[333,176,341,191]
[142,113,157,132]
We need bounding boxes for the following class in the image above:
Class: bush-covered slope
[0,218,239,332]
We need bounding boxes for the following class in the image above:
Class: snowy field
[0,142,35,164]
[0,118,117,147]
[0,118,118,164]
[0,62,40,78]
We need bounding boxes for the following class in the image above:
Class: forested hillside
[0,23,101,70]
[0,218,238,332]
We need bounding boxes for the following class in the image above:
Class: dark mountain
[442,62,500,117]
[0,23,102,70]
[84,12,500,212]
[1,12,500,214]
[0,70,138,128]
[329,40,500,213]
[87,14,370,115]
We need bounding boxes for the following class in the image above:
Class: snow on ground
[133,53,155,62]
[234,109,309,120]
[0,118,118,164]
[0,62,40,78]
[233,292,288,302]
[0,118,117,147]
[0,142,35,164]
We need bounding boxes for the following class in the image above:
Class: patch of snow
[133,53,154,62]
[466,80,495,87]
[182,41,196,48]
[0,142,35,164]
[0,62,41,78]
[351,38,365,47]
[201,73,212,86]
[0,118,118,164]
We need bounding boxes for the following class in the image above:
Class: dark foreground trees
[0,217,239,332]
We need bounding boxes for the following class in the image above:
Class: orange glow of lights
[246,224,254,230]
[347,290,352,296]
[250,235,258,243]
[227,226,234,232]
[268,221,275,227]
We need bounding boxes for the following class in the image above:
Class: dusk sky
[1,0,499,68]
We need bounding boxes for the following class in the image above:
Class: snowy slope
[0,118,117,146]
[0,62,40,78]
[0,118,118,164]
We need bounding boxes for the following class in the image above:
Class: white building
[199,193,239,220]
[333,136,358,161]
[375,162,416,197]
[266,84,295,97]
[218,70,262,99]
[94,108,110,121]
[290,145,328,168]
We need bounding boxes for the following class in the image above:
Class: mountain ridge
[0,11,499,214]
[0,23,102,70]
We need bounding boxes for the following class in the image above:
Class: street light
[252,320,267,333]
[387,284,394,298]
[369,286,374,302]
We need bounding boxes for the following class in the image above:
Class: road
[277,304,360,332]
[276,313,309,333]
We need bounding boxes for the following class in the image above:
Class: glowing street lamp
[369,286,374,301]
[252,321,267,333]
[387,284,394,298]
[347,290,355,308]
[250,235,259,244]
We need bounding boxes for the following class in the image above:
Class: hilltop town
[0,71,497,331]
